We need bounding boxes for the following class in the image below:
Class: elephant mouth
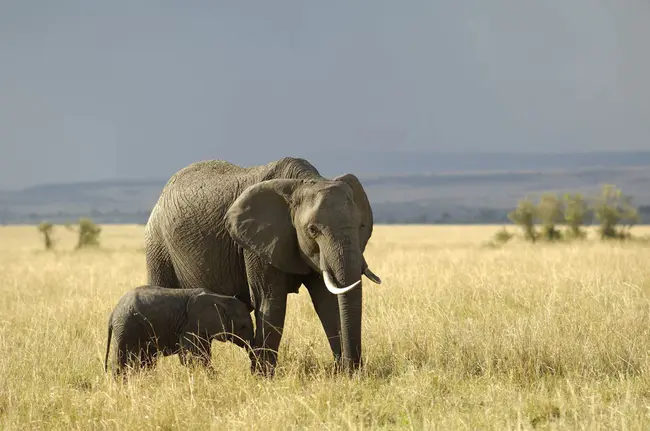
[216,332,252,349]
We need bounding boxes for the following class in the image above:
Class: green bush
[492,227,514,244]
[75,218,102,249]
[508,198,538,242]
[37,221,55,250]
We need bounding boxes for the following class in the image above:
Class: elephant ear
[334,173,373,251]
[225,179,311,275]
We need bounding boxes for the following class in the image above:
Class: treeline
[497,184,643,244]
[6,184,650,228]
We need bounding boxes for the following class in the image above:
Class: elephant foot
[110,368,128,382]
[249,349,277,378]
[181,353,211,369]
[250,360,275,377]
[333,356,364,376]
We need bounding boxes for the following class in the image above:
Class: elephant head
[224,173,381,367]
[181,292,254,351]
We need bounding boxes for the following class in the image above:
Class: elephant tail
[104,316,113,373]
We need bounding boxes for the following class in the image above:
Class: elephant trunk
[337,282,363,371]
[321,244,364,371]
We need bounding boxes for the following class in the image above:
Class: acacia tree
[536,193,563,241]
[37,221,55,250]
[75,218,102,249]
[563,193,589,239]
[592,184,639,240]
[508,197,538,242]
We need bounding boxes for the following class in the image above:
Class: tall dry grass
[1,224,650,429]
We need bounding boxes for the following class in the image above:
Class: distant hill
[1,152,650,225]
[307,150,650,179]
[365,165,650,223]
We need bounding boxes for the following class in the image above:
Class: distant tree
[37,221,55,250]
[563,193,589,239]
[75,218,102,249]
[592,184,639,240]
[508,197,538,242]
[536,193,563,241]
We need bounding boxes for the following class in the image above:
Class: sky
[1,1,649,189]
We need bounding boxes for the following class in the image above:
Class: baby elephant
[104,285,253,374]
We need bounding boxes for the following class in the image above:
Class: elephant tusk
[363,267,382,285]
[323,271,361,295]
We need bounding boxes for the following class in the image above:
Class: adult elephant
[144,157,382,375]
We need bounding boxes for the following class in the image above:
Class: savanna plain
[1,224,650,430]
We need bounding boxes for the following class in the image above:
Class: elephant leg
[145,235,181,289]
[138,345,158,371]
[244,251,300,377]
[178,349,188,366]
[140,353,156,370]
[114,339,139,375]
[190,339,212,367]
[180,336,212,367]
[250,297,287,376]
[113,347,128,377]
[303,273,342,363]
[122,351,139,372]
[198,342,212,367]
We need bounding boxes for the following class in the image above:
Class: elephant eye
[307,224,319,237]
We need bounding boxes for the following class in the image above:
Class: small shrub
[75,218,102,249]
[37,221,55,250]
[592,184,639,240]
[493,227,514,244]
[508,198,538,242]
[537,193,563,241]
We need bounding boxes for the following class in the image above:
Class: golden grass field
[1,224,650,430]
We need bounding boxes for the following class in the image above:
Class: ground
[1,224,649,430]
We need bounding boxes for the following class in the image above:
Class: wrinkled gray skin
[104,285,254,374]
[144,157,381,376]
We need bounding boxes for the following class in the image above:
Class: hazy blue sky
[1,1,649,188]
